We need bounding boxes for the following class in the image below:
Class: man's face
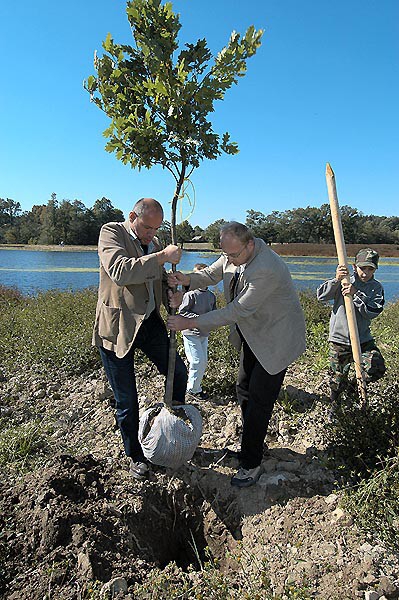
[220,233,254,266]
[129,210,163,245]
[355,264,376,283]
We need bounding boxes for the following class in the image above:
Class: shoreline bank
[1,242,399,257]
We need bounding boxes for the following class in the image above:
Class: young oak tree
[85,0,263,405]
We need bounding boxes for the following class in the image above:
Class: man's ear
[129,211,137,223]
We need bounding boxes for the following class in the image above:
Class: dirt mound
[1,454,148,598]
[1,366,399,599]
[0,449,236,599]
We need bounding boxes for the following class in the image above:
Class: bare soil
[1,363,398,599]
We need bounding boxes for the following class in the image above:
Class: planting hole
[124,485,209,571]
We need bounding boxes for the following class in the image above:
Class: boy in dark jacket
[317,248,386,404]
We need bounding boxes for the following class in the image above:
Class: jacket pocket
[98,303,121,343]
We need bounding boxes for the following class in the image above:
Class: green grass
[0,421,50,471]
[324,293,399,480]
[342,453,399,552]
[326,383,399,476]
[373,300,399,381]
[1,285,395,383]
[314,295,399,551]
[297,290,330,374]
[0,287,100,377]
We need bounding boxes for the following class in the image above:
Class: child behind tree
[178,263,216,400]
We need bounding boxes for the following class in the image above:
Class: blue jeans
[99,311,187,461]
[236,338,286,469]
[183,333,209,393]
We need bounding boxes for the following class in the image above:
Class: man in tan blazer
[168,222,306,488]
[93,198,187,479]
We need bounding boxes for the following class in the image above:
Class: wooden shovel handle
[326,163,367,405]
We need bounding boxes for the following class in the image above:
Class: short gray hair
[220,221,254,244]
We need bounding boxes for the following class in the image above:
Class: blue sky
[1,0,398,228]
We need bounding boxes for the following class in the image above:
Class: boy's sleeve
[178,292,194,315]
[316,278,341,302]
[353,284,385,320]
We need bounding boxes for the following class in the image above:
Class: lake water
[1,249,398,302]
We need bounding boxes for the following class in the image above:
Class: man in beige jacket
[93,198,187,479]
[168,222,306,488]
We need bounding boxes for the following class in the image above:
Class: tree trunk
[164,165,186,407]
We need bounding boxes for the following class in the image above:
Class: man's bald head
[129,198,164,246]
[132,198,163,219]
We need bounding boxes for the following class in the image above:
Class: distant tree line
[243,205,399,247]
[0,195,124,245]
[1,197,398,247]
[201,205,399,247]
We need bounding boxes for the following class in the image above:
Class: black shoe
[187,390,209,400]
[129,458,150,480]
[231,465,261,488]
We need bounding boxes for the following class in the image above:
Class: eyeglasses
[222,244,248,259]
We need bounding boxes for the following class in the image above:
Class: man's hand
[168,289,183,308]
[168,271,190,287]
[167,315,196,331]
[335,265,349,281]
[157,245,182,265]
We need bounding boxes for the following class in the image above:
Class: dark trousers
[236,338,286,469]
[99,311,187,461]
